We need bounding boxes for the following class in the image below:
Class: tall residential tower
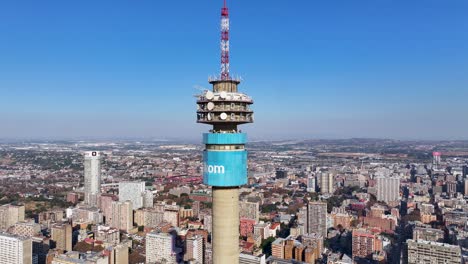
[196,1,254,262]
[84,151,101,206]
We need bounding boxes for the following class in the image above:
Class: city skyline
[1,0,468,140]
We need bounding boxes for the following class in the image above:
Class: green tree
[261,237,276,257]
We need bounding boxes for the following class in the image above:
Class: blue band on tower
[203,150,248,186]
[203,133,247,145]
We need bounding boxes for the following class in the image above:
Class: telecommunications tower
[196,1,254,262]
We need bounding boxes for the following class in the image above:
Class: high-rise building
[352,229,382,259]
[192,201,200,218]
[462,165,468,178]
[432,152,442,169]
[84,151,101,206]
[271,238,285,259]
[0,232,32,264]
[195,1,254,263]
[465,179,468,196]
[203,213,212,234]
[376,176,400,203]
[239,200,260,222]
[301,202,327,237]
[413,227,444,242]
[302,233,324,259]
[98,193,118,224]
[319,172,333,194]
[110,201,133,232]
[11,221,41,237]
[143,190,154,208]
[0,204,25,230]
[146,232,177,264]
[446,181,457,196]
[51,222,72,252]
[407,239,461,264]
[239,253,266,264]
[253,222,270,240]
[134,208,164,228]
[68,206,103,224]
[185,235,203,264]
[66,193,79,204]
[118,181,146,210]
[164,209,179,228]
[51,251,108,264]
[307,176,316,193]
[106,244,129,264]
[284,239,295,260]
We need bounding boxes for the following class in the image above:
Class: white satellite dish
[205,91,214,100]
[207,102,215,110]
[220,112,227,120]
[220,91,227,99]
[207,113,212,121]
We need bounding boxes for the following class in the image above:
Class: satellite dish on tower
[220,112,228,120]
[220,91,227,99]
[205,91,214,100]
[207,102,215,110]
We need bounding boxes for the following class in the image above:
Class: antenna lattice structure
[220,0,230,80]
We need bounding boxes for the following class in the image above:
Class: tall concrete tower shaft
[196,2,254,263]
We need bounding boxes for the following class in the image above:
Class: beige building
[134,207,165,228]
[164,209,179,228]
[51,222,73,252]
[465,179,468,196]
[98,194,117,224]
[107,244,129,264]
[239,201,260,222]
[0,232,32,264]
[413,227,444,242]
[0,204,25,230]
[51,251,108,264]
[146,232,177,264]
[319,172,334,194]
[95,225,120,245]
[11,221,41,237]
[110,201,133,232]
[407,239,461,264]
[185,235,203,263]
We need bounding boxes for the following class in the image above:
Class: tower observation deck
[195,1,253,263]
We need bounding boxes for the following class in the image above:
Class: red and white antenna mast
[220,0,230,80]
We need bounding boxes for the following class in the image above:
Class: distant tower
[433,152,441,169]
[305,202,327,237]
[84,151,101,206]
[376,176,400,203]
[319,172,333,194]
[118,181,146,209]
[307,175,316,193]
[196,0,254,262]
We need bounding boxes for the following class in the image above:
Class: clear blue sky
[1,0,467,140]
